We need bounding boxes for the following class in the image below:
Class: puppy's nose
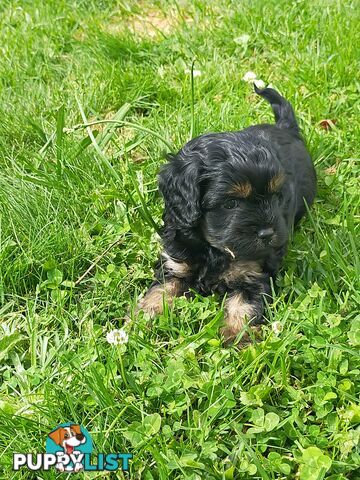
[257,228,274,239]
[76,434,85,441]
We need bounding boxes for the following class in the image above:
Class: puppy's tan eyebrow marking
[229,181,252,198]
[268,173,285,193]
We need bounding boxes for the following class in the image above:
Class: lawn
[0,0,359,478]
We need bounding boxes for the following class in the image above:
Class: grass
[0,0,359,478]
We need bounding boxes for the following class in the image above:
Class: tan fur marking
[137,279,183,318]
[162,252,190,278]
[221,293,256,344]
[230,181,252,198]
[268,173,285,193]
[220,260,262,285]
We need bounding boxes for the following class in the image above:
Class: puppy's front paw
[136,287,164,319]
[136,279,184,319]
[221,293,262,346]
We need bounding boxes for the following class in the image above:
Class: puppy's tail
[254,84,299,134]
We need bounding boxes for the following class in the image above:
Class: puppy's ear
[159,152,202,229]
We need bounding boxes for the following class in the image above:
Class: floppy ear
[48,428,64,445]
[158,152,202,230]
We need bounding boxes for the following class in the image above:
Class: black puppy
[138,86,316,344]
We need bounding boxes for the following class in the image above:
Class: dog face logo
[48,424,86,455]
[46,423,92,472]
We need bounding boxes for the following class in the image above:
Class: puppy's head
[48,424,86,454]
[159,132,292,260]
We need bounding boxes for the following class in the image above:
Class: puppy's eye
[223,199,238,209]
[64,434,69,439]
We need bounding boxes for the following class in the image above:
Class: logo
[13,423,132,472]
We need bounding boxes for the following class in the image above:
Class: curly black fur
[140,86,316,344]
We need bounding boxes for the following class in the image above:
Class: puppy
[138,86,316,344]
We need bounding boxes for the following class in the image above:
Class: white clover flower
[272,321,283,335]
[254,79,266,89]
[185,68,202,77]
[242,71,257,82]
[106,329,129,345]
[242,72,267,89]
